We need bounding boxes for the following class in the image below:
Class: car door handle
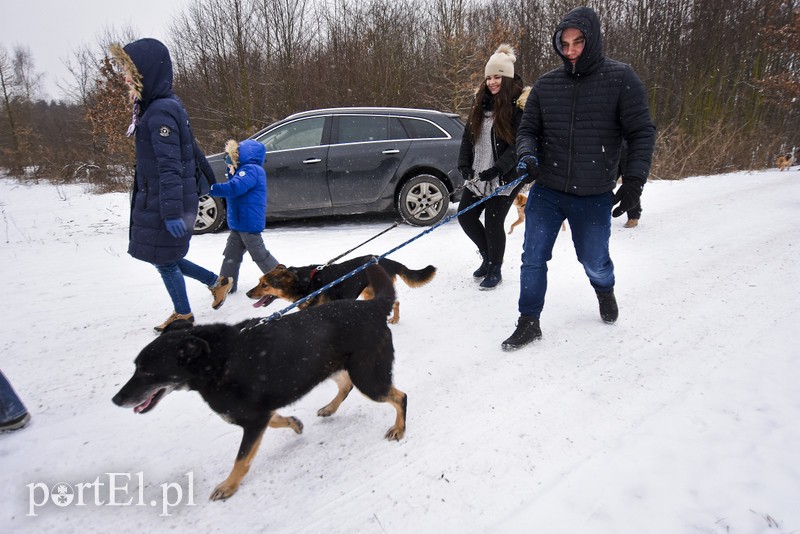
[382,149,400,154]
[302,158,322,164]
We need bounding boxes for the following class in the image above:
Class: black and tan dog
[246,255,436,324]
[112,264,407,501]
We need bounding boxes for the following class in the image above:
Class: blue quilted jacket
[210,140,267,233]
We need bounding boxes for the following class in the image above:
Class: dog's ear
[176,336,211,368]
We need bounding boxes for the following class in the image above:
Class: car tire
[397,174,450,226]
[193,195,226,234]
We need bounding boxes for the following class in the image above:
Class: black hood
[552,6,604,76]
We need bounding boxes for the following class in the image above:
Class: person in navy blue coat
[0,369,30,433]
[210,139,280,293]
[111,38,232,331]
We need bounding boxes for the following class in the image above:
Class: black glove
[612,177,645,218]
[459,166,473,181]
[516,155,538,184]
[478,166,501,182]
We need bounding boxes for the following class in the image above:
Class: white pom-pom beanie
[484,44,516,78]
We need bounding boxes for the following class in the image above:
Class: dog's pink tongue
[134,396,153,414]
[253,295,276,308]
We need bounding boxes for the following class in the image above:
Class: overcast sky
[0,0,193,100]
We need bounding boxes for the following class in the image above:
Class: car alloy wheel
[193,195,226,234]
[398,174,449,226]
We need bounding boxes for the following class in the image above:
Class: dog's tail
[366,264,397,318]
[379,258,437,288]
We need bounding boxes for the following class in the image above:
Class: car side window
[399,117,449,139]
[389,117,408,140]
[336,116,388,144]
[259,117,325,151]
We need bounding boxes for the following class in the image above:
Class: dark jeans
[518,183,615,318]
[0,370,27,424]
[154,258,218,315]
[457,184,522,265]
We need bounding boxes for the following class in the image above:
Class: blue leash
[248,174,527,328]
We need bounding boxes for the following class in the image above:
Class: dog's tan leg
[381,386,407,441]
[210,423,267,501]
[317,371,353,417]
[269,413,304,434]
[360,286,375,301]
[388,301,400,324]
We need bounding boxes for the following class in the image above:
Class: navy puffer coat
[122,38,198,264]
[516,7,656,196]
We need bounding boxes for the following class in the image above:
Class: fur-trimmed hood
[224,139,240,168]
[225,139,266,169]
[516,86,532,110]
[110,38,173,104]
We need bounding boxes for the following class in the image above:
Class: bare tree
[3,0,800,184]
[11,46,43,102]
[0,45,20,160]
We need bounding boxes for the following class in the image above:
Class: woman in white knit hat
[457,44,530,290]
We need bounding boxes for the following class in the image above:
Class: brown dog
[776,154,793,171]
[246,255,436,324]
[508,193,566,234]
[508,193,528,234]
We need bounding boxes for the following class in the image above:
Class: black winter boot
[501,315,542,351]
[479,263,502,290]
[472,250,489,279]
[596,289,619,324]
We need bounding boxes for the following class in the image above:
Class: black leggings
[457,184,522,265]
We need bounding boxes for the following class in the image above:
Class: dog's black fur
[246,255,436,323]
[112,264,407,501]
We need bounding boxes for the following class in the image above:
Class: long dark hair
[468,76,522,145]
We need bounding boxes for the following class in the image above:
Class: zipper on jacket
[566,78,580,192]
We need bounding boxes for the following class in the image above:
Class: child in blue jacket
[209,139,280,298]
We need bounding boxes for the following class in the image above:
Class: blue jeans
[0,370,27,424]
[518,183,615,318]
[154,259,218,315]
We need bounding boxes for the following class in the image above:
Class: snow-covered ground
[1,168,798,533]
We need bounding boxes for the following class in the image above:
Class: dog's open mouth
[253,294,276,308]
[134,388,167,414]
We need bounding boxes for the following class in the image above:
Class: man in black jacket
[503,6,656,351]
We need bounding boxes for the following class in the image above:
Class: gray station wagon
[193,107,465,233]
